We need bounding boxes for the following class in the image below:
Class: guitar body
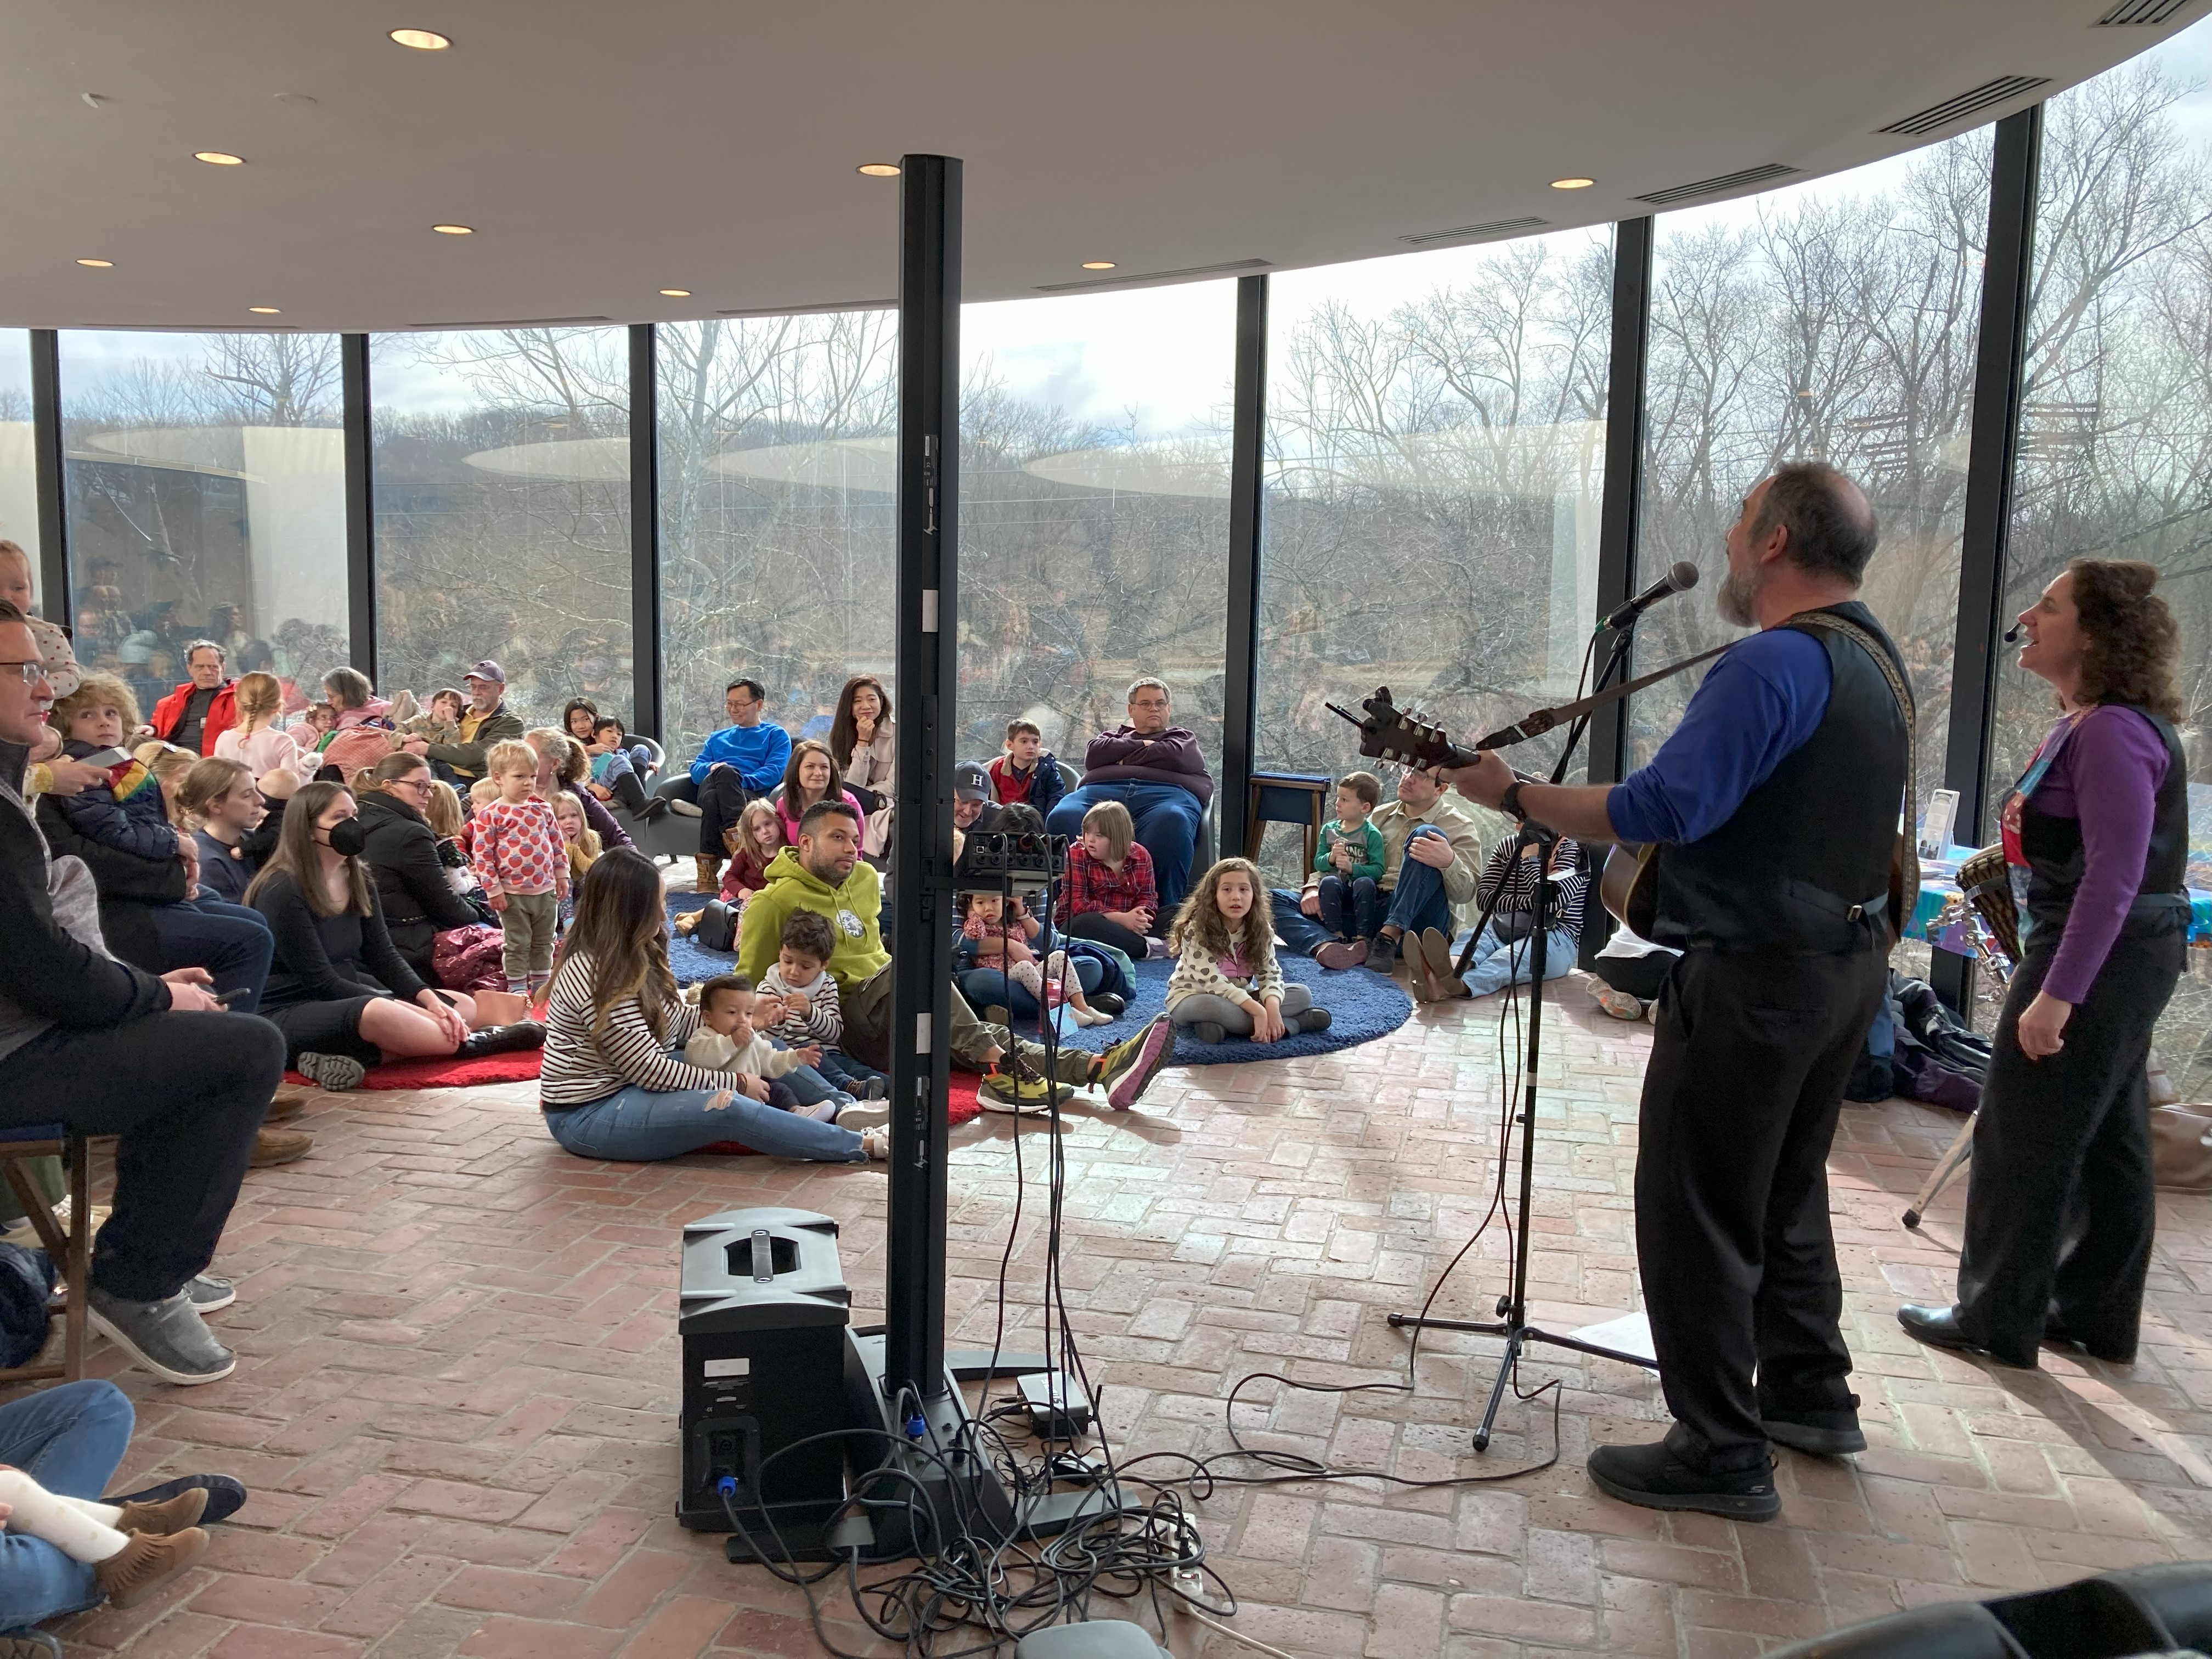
[1600,843,1660,937]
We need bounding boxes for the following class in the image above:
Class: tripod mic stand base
[1387,1313,1658,1453]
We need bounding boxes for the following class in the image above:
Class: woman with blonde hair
[213,671,305,781]
[523,727,633,852]
[1900,559,2193,1370]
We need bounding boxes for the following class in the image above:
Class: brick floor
[18,974,2211,1658]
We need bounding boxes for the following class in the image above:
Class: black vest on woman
[2017,706,2190,948]
[1651,600,1911,956]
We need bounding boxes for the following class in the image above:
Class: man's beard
[1718,565,1762,628]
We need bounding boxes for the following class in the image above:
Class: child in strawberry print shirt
[475,740,569,994]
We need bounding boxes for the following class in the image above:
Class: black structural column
[1934,105,2041,1012]
[341,334,377,679]
[1220,274,1268,854]
[1587,217,1653,791]
[628,324,663,741]
[27,331,69,626]
[883,153,962,1404]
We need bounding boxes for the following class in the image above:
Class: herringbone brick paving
[19,975,2211,1658]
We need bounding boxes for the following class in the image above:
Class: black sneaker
[1588,1434,1779,1522]
[296,1051,364,1093]
[1367,931,1400,974]
[1760,1395,1866,1457]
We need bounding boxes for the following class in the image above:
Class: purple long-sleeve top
[1080,724,1215,806]
[2029,705,2172,1005]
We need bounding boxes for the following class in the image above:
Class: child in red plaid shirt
[1055,799,1163,960]
[475,740,569,994]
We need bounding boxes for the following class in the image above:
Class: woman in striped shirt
[539,849,886,1164]
[1414,832,1586,1002]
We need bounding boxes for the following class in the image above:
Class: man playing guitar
[1442,462,1910,1521]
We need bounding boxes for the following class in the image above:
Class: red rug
[697,1074,983,1155]
[283,1049,543,1092]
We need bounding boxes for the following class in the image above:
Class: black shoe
[1367,932,1400,974]
[457,1021,547,1060]
[1291,1007,1331,1034]
[1090,992,1126,1019]
[1760,1395,1866,1457]
[639,795,672,821]
[1588,1435,1778,1522]
[103,1473,248,1527]
[859,1077,889,1101]
[2042,1317,2136,1365]
[1897,1304,2038,1369]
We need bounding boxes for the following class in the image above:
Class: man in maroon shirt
[1043,678,1211,919]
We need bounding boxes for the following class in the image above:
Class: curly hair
[54,669,141,732]
[1167,857,1275,972]
[2067,558,2185,723]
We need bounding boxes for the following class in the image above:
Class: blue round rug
[662,894,1413,1066]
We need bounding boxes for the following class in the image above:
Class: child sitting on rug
[422,779,479,896]
[986,718,1066,819]
[1313,770,1386,951]
[682,974,884,1126]
[0,1463,210,1609]
[675,800,785,939]
[549,790,601,928]
[1166,856,1332,1046]
[758,910,888,1099]
[955,890,1115,1028]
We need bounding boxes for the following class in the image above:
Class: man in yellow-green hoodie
[737,799,1173,1110]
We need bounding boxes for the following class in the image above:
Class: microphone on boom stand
[1598,561,1700,633]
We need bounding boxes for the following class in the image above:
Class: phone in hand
[213,987,250,1008]
[78,747,131,769]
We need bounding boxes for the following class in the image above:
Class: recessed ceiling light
[1550,176,1596,190]
[389,27,452,49]
[1080,261,1116,271]
[856,162,901,177]
[195,151,246,166]
[431,223,474,235]
[249,306,281,314]
[659,288,692,297]
[76,258,113,268]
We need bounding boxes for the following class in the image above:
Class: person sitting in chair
[666,679,792,893]
[1044,678,1211,921]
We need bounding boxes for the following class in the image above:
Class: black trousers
[1062,910,1149,961]
[0,1011,283,1302]
[1635,945,1885,1465]
[1955,918,2183,1363]
[1594,949,1674,1002]
[693,769,761,856]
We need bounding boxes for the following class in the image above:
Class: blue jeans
[151,898,274,1014]
[1317,874,1381,940]
[956,957,1105,1019]
[1460,923,1579,997]
[770,1057,854,1110]
[811,1049,884,1092]
[1047,782,1205,915]
[1383,827,1455,938]
[544,1083,865,1163]
[0,1381,133,1628]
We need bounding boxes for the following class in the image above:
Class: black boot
[458,1022,546,1060]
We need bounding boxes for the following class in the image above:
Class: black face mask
[324,818,367,858]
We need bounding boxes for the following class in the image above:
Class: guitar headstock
[1325,687,1466,770]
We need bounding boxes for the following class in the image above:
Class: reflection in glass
[59,331,349,724]
[0,331,33,570]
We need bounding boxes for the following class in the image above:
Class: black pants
[605,770,649,815]
[1062,910,1149,960]
[1955,919,2183,1363]
[693,769,761,856]
[1635,945,1885,1466]
[0,1011,283,1302]
[1594,950,1674,1002]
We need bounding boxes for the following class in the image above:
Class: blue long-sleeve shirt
[689,720,794,790]
[1606,628,1832,847]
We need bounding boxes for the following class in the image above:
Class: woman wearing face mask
[245,782,543,1092]
[1898,560,2192,1371]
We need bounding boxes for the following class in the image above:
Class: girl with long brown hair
[537,848,885,1163]
[1164,857,1330,1046]
[1900,558,2192,1370]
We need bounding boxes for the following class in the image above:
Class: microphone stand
[1390,617,1659,1453]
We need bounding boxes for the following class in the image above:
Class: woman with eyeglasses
[352,753,493,986]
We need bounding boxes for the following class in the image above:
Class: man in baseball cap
[953,759,1002,832]
[409,659,523,781]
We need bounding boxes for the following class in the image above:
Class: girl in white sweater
[1165,857,1331,1046]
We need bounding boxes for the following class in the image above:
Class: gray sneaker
[86,1287,238,1385]
[0,1629,61,1658]
[188,1274,235,1312]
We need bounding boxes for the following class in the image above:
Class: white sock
[0,1470,129,1562]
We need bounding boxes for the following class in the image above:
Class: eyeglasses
[390,776,432,794]
[0,662,51,686]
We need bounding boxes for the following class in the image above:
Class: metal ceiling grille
[1632,163,1801,207]
[1877,75,2052,136]
[1035,258,1271,294]
[404,314,613,330]
[1397,216,1550,247]
[2096,0,2194,22]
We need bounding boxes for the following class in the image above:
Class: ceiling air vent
[716,299,894,319]
[1035,258,1270,294]
[1877,75,2051,136]
[1632,163,1801,207]
[2096,0,2194,21]
[405,315,613,330]
[1398,217,1550,248]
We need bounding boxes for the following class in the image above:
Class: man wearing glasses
[0,599,282,1387]
[1045,678,1214,919]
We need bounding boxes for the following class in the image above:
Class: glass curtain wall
[957,284,1237,771]
[58,330,349,723]
[371,328,631,730]
[1634,133,1993,811]
[0,331,34,571]
[1255,229,1613,876]
[1990,17,2212,1088]
[656,312,897,759]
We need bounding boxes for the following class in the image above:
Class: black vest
[1651,600,1910,955]
[2017,706,2190,946]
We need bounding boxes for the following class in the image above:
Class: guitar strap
[1478,640,1732,749]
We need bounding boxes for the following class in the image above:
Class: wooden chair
[0,1127,91,1385]
[1244,772,1334,872]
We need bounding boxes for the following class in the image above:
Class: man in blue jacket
[672,678,793,888]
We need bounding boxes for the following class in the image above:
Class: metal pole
[27,331,69,626]
[1933,105,2041,1013]
[629,324,663,741]
[341,334,377,679]
[1220,274,1268,854]
[883,153,961,1403]
[1587,218,1652,792]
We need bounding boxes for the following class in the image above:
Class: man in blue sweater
[672,678,793,888]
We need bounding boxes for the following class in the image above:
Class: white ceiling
[3,0,2203,334]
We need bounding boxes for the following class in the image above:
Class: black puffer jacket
[33,792,188,973]
[356,791,489,983]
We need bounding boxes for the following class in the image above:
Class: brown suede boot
[115,1487,208,1536]
[96,1527,208,1607]
[250,1127,313,1167]
[694,854,722,891]
[264,1088,311,1123]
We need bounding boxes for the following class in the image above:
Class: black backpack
[692,899,737,953]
